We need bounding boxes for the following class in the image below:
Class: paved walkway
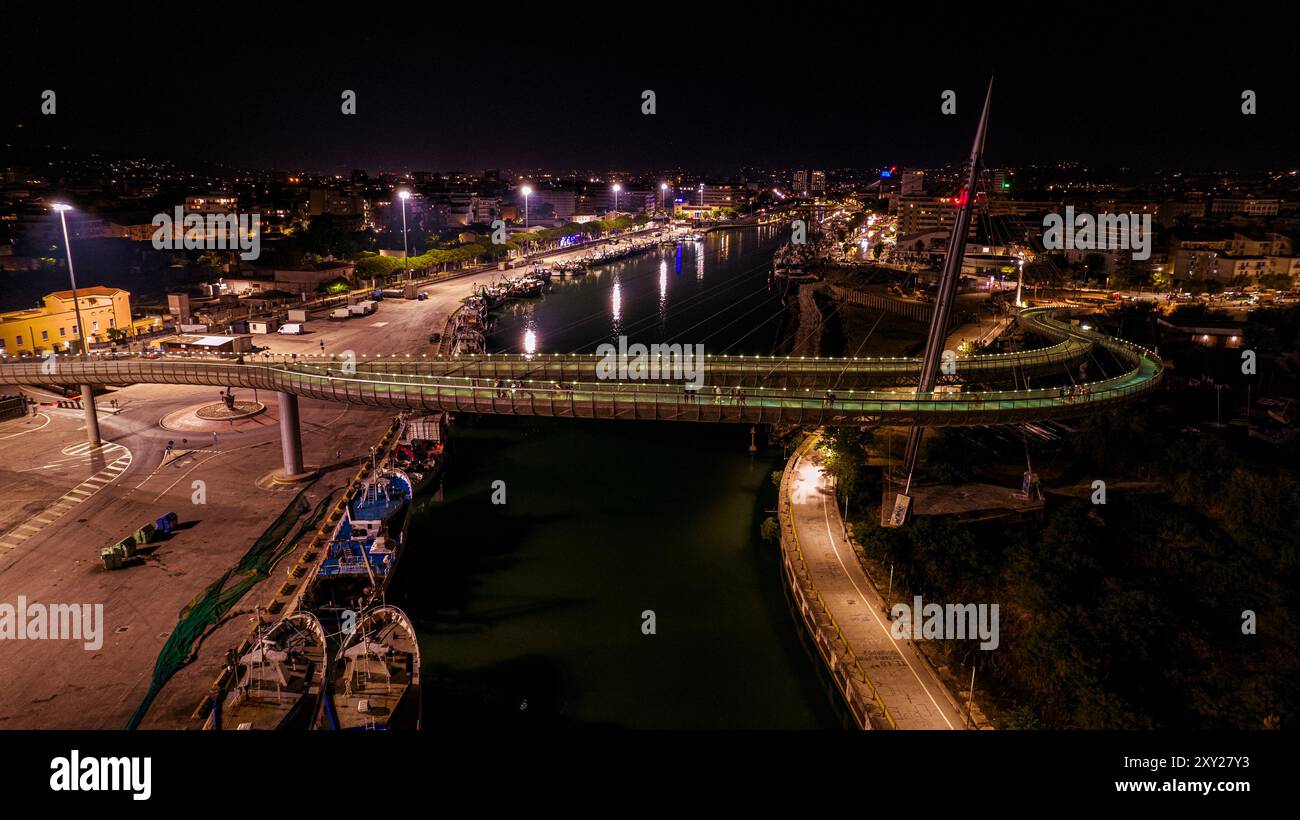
[785,441,966,730]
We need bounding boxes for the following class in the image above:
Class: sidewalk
[945,313,1013,353]
[781,435,968,730]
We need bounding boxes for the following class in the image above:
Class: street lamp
[52,203,88,354]
[659,182,668,212]
[698,183,704,206]
[53,202,100,447]
[612,183,621,213]
[398,189,411,281]
[521,184,532,229]
[1015,253,1025,308]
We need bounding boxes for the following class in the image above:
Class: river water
[395,226,852,728]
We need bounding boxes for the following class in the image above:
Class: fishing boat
[318,605,421,730]
[508,276,545,298]
[475,285,506,309]
[391,410,447,495]
[301,463,414,630]
[554,259,587,275]
[204,612,327,731]
[452,330,485,354]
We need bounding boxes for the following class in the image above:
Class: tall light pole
[612,183,621,214]
[52,202,100,448]
[698,183,704,206]
[521,184,532,229]
[1016,253,1025,308]
[53,204,88,354]
[398,189,411,281]
[659,182,668,213]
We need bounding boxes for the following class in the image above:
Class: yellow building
[0,286,137,355]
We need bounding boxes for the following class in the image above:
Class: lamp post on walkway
[399,189,411,281]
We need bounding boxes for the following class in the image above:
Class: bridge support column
[273,391,313,483]
[81,385,101,448]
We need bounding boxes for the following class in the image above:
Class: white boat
[318,605,421,730]
[205,612,328,730]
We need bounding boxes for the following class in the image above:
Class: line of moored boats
[204,410,447,731]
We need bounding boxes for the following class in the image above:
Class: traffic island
[195,400,265,421]
[161,400,266,432]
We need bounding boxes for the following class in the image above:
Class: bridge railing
[0,305,1163,424]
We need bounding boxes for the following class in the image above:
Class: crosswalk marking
[0,445,133,555]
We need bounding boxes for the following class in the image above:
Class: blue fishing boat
[303,467,414,629]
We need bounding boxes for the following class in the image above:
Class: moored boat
[391,410,447,495]
[318,605,421,730]
[301,465,414,631]
[205,612,328,731]
[508,276,545,297]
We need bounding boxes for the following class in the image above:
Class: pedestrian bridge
[0,307,1161,427]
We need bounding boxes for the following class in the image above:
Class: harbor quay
[0,229,662,729]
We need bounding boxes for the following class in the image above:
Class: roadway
[785,441,967,729]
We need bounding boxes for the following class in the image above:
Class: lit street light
[52,202,100,447]
[398,189,411,281]
[521,184,532,229]
[1016,253,1025,308]
[52,204,89,355]
[659,182,668,212]
[612,183,621,213]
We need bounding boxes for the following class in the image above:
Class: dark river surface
[394,226,855,728]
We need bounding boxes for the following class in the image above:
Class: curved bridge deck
[0,308,1161,426]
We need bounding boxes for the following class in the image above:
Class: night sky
[3,6,1297,174]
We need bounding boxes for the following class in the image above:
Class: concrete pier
[81,384,101,448]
